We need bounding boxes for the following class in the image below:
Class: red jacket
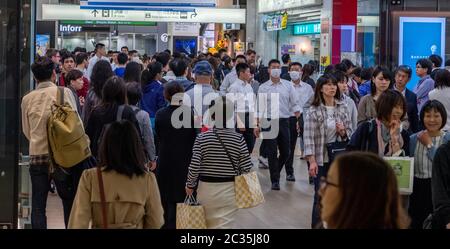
[59,74,89,98]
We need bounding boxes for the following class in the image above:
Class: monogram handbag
[176,195,207,229]
[214,130,264,209]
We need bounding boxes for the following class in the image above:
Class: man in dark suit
[394,65,419,133]
[281,54,291,81]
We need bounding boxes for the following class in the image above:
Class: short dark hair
[124,61,143,84]
[352,67,362,77]
[75,52,89,65]
[31,57,55,82]
[332,70,346,83]
[341,58,355,69]
[302,63,314,81]
[73,47,86,54]
[434,69,450,89]
[312,74,340,106]
[335,63,349,73]
[235,54,247,62]
[371,66,393,96]
[268,59,281,68]
[164,49,172,55]
[91,60,114,98]
[101,76,126,106]
[246,49,256,56]
[141,62,163,86]
[218,48,227,54]
[416,59,433,75]
[65,69,83,84]
[169,58,188,77]
[95,43,105,50]
[375,90,407,122]
[61,53,75,64]
[281,54,290,64]
[361,67,373,81]
[394,65,412,79]
[236,63,249,76]
[420,100,447,130]
[121,46,129,51]
[117,52,128,65]
[289,62,302,70]
[164,81,184,102]
[99,120,147,178]
[324,65,335,74]
[155,52,171,67]
[429,54,443,68]
[125,82,143,106]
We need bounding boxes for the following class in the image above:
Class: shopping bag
[235,171,265,209]
[176,195,207,229]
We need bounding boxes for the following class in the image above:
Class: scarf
[376,119,404,157]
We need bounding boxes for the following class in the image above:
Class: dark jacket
[347,119,410,156]
[155,105,197,204]
[405,89,419,133]
[67,86,81,114]
[140,80,166,119]
[432,141,450,229]
[85,104,139,157]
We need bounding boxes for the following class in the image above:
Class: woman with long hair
[69,120,164,229]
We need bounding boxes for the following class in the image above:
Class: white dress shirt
[291,80,314,116]
[227,78,256,113]
[257,79,301,119]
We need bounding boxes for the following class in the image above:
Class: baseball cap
[193,60,213,75]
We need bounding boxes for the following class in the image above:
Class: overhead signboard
[42,4,245,24]
[258,0,318,13]
[263,12,288,31]
[293,22,321,35]
[60,20,157,26]
[80,0,216,11]
[399,17,446,90]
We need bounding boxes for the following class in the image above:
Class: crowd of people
[21,43,450,229]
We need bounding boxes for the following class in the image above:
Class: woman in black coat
[155,81,197,229]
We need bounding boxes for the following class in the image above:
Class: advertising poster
[36,34,50,57]
[263,12,288,31]
[174,37,197,56]
[384,157,414,195]
[399,17,446,90]
[234,42,245,55]
[281,44,296,55]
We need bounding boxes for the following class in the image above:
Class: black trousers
[261,118,291,183]
[236,112,255,154]
[409,177,432,229]
[285,116,299,175]
[312,163,330,229]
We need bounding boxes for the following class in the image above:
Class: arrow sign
[91,9,98,17]
[190,10,197,19]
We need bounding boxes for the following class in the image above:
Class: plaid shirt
[303,100,352,166]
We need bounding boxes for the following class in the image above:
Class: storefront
[255,0,322,65]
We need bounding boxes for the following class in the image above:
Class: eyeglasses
[320,176,339,190]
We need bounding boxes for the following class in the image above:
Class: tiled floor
[47,138,314,229]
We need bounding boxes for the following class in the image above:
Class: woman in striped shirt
[185,96,253,229]
[409,100,450,229]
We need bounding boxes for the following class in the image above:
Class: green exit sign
[293,22,321,35]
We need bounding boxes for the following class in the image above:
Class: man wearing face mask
[284,62,314,181]
[219,54,247,96]
[255,59,301,190]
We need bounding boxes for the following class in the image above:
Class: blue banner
[80,0,215,11]
[399,17,446,90]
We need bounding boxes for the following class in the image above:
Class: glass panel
[357,0,380,67]
[116,34,133,51]
[135,34,157,56]
[61,33,86,52]
[86,32,110,51]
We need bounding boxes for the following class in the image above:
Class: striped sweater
[186,128,253,188]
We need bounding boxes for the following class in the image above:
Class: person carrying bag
[176,195,207,229]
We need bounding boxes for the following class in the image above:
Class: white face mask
[289,71,301,81]
[270,68,282,78]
